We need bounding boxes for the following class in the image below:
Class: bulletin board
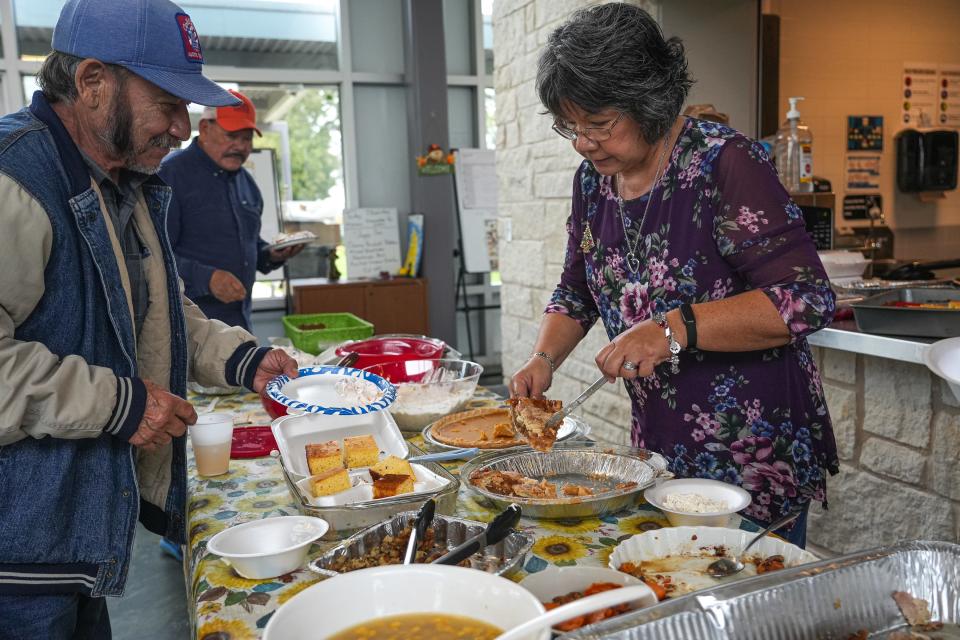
[243,148,283,282]
[343,208,403,279]
[452,149,499,273]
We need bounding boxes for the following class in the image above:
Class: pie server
[544,374,608,429]
[431,504,522,566]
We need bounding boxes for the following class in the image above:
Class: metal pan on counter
[308,511,534,578]
[459,443,670,519]
[560,539,960,639]
[851,287,960,338]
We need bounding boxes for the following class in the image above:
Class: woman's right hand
[509,355,554,399]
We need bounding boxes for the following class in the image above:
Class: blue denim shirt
[160,139,280,331]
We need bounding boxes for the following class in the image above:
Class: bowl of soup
[263,564,550,640]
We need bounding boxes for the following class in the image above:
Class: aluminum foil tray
[307,511,534,578]
[562,540,960,639]
[275,442,460,541]
[460,443,669,519]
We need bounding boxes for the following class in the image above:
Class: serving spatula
[544,375,608,430]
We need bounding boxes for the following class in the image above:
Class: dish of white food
[661,493,729,513]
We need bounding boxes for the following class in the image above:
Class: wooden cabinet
[291,278,430,336]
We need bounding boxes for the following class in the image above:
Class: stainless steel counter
[806,319,934,364]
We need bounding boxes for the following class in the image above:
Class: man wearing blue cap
[0,0,298,636]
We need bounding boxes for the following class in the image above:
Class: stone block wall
[494,0,657,446]
[808,348,960,554]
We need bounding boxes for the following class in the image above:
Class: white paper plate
[267,234,316,251]
[266,366,396,416]
[295,462,451,506]
[924,337,960,402]
[609,526,819,597]
[271,410,409,480]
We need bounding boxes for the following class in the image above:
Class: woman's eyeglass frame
[552,111,624,142]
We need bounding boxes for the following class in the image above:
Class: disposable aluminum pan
[307,511,534,578]
[852,288,960,338]
[561,540,960,639]
[460,443,669,519]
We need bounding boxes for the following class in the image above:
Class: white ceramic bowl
[263,564,550,640]
[207,516,328,579]
[644,478,751,527]
[520,566,657,630]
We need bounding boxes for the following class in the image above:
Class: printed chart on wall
[343,208,402,279]
[902,62,938,126]
[244,148,283,282]
[453,149,499,273]
[939,64,960,128]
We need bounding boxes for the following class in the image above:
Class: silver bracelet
[652,311,681,374]
[532,351,556,372]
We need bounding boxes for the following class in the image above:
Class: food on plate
[563,484,594,497]
[543,582,633,632]
[370,473,415,499]
[883,300,960,310]
[755,554,785,574]
[369,455,415,481]
[616,563,671,600]
[327,612,500,640]
[335,377,386,406]
[305,440,343,475]
[272,230,316,246]
[508,397,563,452]
[344,435,379,468]
[470,469,558,499]
[430,408,527,449]
[326,526,470,572]
[312,467,351,496]
[661,492,729,513]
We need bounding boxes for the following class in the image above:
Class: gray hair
[37,50,128,104]
[536,3,693,143]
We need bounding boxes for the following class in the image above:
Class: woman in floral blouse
[510,4,838,547]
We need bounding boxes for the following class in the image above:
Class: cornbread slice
[371,473,415,499]
[305,441,342,475]
[311,466,351,497]
[369,455,415,482]
[343,435,379,468]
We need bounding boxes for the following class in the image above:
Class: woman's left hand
[594,319,670,380]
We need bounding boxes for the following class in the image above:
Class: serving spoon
[706,509,802,579]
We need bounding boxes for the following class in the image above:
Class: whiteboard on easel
[453,149,498,273]
[243,148,283,281]
[343,208,403,279]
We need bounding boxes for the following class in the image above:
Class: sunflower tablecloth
[185,389,755,640]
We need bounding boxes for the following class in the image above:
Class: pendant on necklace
[580,223,595,253]
[626,252,641,273]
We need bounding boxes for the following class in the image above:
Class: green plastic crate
[282,313,374,355]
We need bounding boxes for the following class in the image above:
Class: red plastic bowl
[261,391,289,421]
[335,336,446,370]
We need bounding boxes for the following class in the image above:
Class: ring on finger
[621,361,638,371]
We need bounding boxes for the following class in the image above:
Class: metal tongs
[544,375,608,429]
[402,498,436,564]
[432,504,522,566]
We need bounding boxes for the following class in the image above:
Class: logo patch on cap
[176,13,204,64]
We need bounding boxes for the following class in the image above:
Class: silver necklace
[616,134,671,274]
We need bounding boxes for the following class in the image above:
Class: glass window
[443,0,473,75]
[448,86,476,149]
[349,0,404,74]
[482,0,493,75]
[22,74,39,103]
[15,0,339,69]
[353,85,411,213]
[484,87,496,149]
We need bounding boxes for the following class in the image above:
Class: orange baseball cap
[202,89,262,136]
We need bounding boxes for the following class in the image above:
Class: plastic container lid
[231,426,279,459]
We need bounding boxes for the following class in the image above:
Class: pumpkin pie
[430,408,527,449]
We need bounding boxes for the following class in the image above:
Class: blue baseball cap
[52,0,240,107]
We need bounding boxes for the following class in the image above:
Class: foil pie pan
[562,540,960,639]
[307,511,534,578]
[460,443,670,519]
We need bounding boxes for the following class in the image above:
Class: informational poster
[846,115,883,151]
[453,149,499,273]
[846,155,882,191]
[938,64,960,128]
[902,62,938,126]
[343,208,402,279]
[244,148,283,283]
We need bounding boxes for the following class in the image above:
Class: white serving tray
[295,463,451,507]
[271,411,409,480]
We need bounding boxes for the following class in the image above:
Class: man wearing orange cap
[161,89,304,331]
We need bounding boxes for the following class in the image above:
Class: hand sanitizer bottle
[774,97,814,193]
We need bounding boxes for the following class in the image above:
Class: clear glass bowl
[363,359,483,432]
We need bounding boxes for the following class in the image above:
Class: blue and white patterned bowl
[265,366,397,416]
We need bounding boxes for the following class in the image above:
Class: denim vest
[0,93,188,597]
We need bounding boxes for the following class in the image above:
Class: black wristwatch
[679,303,697,350]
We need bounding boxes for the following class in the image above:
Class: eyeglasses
[552,112,624,142]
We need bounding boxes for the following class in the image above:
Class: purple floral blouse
[546,118,839,525]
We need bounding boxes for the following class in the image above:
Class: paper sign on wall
[938,64,960,128]
[846,155,882,191]
[453,149,499,273]
[902,62,938,127]
[343,208,402,279]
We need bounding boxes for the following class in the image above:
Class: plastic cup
[190,413,234,477]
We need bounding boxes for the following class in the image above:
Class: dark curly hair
[536,3,693,143]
